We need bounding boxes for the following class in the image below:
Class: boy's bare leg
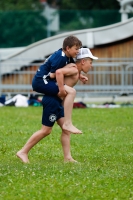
[62,85,82,134]
[57,118,78,162]
[61,74,82,134]
[16,125,52,163]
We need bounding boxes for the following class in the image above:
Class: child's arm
[56,63,78,98]
[50,63,77,79]
[79,73,88,84]
[50,72,56,79]
[64,64,88,84]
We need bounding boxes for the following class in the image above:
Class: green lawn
[0,107,133,200]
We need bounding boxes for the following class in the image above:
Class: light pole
[117,0,133,21]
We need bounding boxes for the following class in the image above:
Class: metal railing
[75,58,133,97]
[0,58,133,97]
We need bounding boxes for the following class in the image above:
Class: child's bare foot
[62,123,82,134]
[16,151,29,163]
[64,158,78,163]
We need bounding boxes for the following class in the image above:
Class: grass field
[0,106,133,200]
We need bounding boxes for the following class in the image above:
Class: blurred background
[0,0,133,47]
[0,0,133,103]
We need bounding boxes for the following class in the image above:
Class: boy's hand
[57,89,67,99]
[79,74,88,84]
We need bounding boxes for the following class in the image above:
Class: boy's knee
[46,131,51,136]
[71,87,76,95]
[42,131,51,137]
[41,126,52,136]
[68,87,76,96]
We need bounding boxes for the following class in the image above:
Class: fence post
[121,65,125,94]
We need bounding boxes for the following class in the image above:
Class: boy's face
[82,58,93,73]
[66,45,80,58]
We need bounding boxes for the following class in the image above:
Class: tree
[0,0,42,11]
[47,0,120,10]
[0,1,48,47]
[0,0,121,47]
[0,11,47,47]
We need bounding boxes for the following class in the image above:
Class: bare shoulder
[56,66,78,76]
[64,63,77,68]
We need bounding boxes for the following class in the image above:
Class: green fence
[0,10,132,48]
[59,10,120,31]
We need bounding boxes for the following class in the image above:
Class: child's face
[66,45,80,58]
[82,58,93,73]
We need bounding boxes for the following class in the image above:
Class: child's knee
[67,87,76,96]
[42,131,51,137]
[71,87,76,95]
[64,85,76,95]
[41,126,52,136]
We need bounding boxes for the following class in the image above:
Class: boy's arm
[79,73,88,84]
[50,63,77,79]
[56,64,78,97]
[50,72,56,79]
[65,64,88,84]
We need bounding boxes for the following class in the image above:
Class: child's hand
[57,89,67,99]
[79,74,88,84]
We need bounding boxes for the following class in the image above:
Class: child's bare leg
[61,130,78,162]
[16,125,52,163]
[62,85,82,134]
[57,118,78,162]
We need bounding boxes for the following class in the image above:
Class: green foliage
[0,11,47,47]
[0,106,133,199]
[0,0,42,11]
[48,0,120,10]
[0,0,122,48]
[60,10,120,31]
[0,0,120,11]
[0,9,121,48]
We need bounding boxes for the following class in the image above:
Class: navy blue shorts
[32,76,59,96]
[41,95,64,127]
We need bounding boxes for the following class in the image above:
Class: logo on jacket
[49,114,57,122]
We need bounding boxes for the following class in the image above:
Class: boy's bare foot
[64,158,78,163]
[62,123,82,134]
[16,151,29,163]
